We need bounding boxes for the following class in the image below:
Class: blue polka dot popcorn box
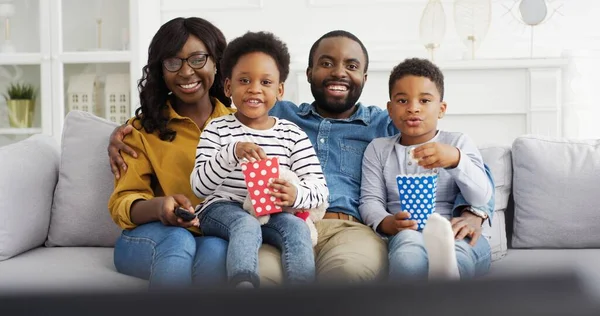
[396,173,438,231]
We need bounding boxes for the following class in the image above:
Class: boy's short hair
[388,58,445,101]
[221,31,290,82]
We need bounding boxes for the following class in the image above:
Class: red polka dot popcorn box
[396,172,438,231]
[241,157,282,216]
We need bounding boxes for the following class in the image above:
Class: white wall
[160,0,600,62]
[158,0,600,144]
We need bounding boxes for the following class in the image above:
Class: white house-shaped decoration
[66,74,100,114]
[101,73,130,124]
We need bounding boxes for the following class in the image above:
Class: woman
[108,17,233,288]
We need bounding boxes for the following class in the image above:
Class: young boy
[190,32,328,288]
[358,58,493,280]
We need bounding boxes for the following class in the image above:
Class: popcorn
[409,147,420,164]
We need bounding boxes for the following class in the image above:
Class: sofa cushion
[479,146,512,261]
[0,247,146,292]
[479,146,512,211]
[0,135,59,261]
[511,135,600,248]
[46,111,122,247]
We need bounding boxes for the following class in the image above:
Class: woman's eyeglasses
[162,53,210,72]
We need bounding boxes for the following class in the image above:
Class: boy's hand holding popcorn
[411,142,460,169]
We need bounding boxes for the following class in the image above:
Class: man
[108,30,494,284]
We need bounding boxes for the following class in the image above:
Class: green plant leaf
[4,82,38,100]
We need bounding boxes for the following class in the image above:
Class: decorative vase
[419,0,446,61]
[7,99,35,128]
[453,0,492,60]
[519,0,548,26]
[519,0,549,57]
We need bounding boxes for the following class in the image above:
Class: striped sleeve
[190,120,239,199]
[288,126,329,210]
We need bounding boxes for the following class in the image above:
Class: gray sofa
[1,111,599,294]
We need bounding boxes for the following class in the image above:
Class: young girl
[190,31,328,288]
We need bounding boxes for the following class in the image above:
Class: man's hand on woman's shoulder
[108,124,138,179]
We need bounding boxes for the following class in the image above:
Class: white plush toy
[243,168,328,246]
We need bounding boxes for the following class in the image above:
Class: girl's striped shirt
[190,114,328,213]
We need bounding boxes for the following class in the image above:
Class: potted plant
[2,82,37,128]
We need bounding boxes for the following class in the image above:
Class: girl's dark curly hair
[134,17,230,141]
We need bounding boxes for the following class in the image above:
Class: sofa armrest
[0,134,59,261]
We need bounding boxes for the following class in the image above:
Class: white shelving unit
[0,54,44,65]
[0,0,142,146]
[0,128,43,135]
[60,51,132,64]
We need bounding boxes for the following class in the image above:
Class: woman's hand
[158,194,199,228]
[108,124,138,179]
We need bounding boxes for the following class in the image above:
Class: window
[120,94,126,102]
[82,105,88,112]
[110,95,116,103]
[110,105,116,113]
[72,95,78,103]
[120,105,126,113]
[82,95,88,102]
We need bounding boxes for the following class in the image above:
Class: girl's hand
[235,142,267,162]
[268,178,297,208]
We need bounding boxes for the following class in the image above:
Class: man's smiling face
[307,36,368,118]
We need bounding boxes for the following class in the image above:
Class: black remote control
[174,207,196,222]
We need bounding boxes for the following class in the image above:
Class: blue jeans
[113,221,227,289]
[388,229,491,280]
[200,201,315,287]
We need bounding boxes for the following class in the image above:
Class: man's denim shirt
[270,100,495,224]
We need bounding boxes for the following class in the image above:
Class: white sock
[423,213,460,280]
